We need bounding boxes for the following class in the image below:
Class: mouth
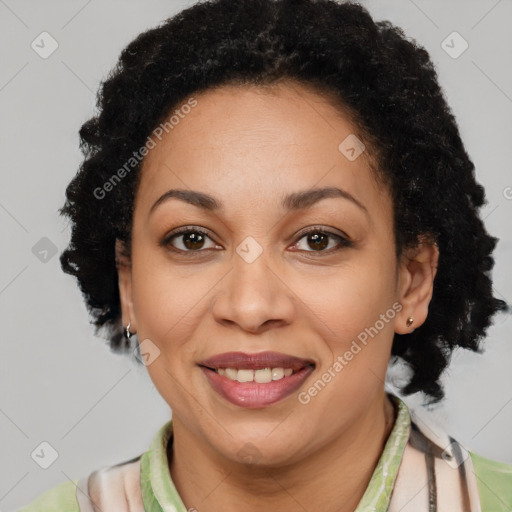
[198,351,316,408]
[200,366,310,383]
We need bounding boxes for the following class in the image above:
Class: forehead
[136,81,389,218]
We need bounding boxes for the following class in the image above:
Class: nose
[211,244,296,334]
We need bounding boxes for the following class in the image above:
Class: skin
[116,79,439,512]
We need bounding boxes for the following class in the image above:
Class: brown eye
[162,228,218,252]
[306,232,329,251]
[180,232,207,250]
[292,228,352,254]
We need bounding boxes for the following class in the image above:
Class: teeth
[216,367,297,383]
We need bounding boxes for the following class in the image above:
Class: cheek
[304,252,398,391]
[132,277,188,344]
[129,253,207,412]
[300,267,398,423]
[305,256,397,337]
[130,248,220,359]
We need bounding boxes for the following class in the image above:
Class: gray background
[1,0,511,510]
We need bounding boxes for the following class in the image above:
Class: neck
[169,391,397,512]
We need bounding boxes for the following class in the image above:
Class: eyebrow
[149,186,368,216]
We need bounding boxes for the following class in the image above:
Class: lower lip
[200,366,315,408]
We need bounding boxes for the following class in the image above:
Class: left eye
[292,229,351,253]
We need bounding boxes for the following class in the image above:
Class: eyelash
[160,225,353,256]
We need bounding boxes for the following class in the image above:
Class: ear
[394,237,439,334]
[115,238,137,334]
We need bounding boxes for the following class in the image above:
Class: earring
[124,322,133,339]
[406,317,414,328]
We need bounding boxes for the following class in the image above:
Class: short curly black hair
[59,0,508,405]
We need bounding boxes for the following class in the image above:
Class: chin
[211,425,309,468]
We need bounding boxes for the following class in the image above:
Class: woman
[15,0,512,510]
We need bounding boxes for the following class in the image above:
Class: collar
[140,392,411,511]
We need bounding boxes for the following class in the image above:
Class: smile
[198,351,316,408]
[215,367,294,383]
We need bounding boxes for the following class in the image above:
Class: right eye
[161,227,221,253]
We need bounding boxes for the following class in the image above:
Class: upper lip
[198,351,316,370]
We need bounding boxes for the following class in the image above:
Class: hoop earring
[406,317,414,328]
[124,322,133,339]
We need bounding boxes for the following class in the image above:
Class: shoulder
[14,454,145,512]
[470,450,512,512]
[14,479,80,512]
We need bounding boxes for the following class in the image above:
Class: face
[117,80,437,466]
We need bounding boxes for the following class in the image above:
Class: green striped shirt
[15,394,512,511]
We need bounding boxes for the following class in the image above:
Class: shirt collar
[141,392,411,512]
[354,393,411,511]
